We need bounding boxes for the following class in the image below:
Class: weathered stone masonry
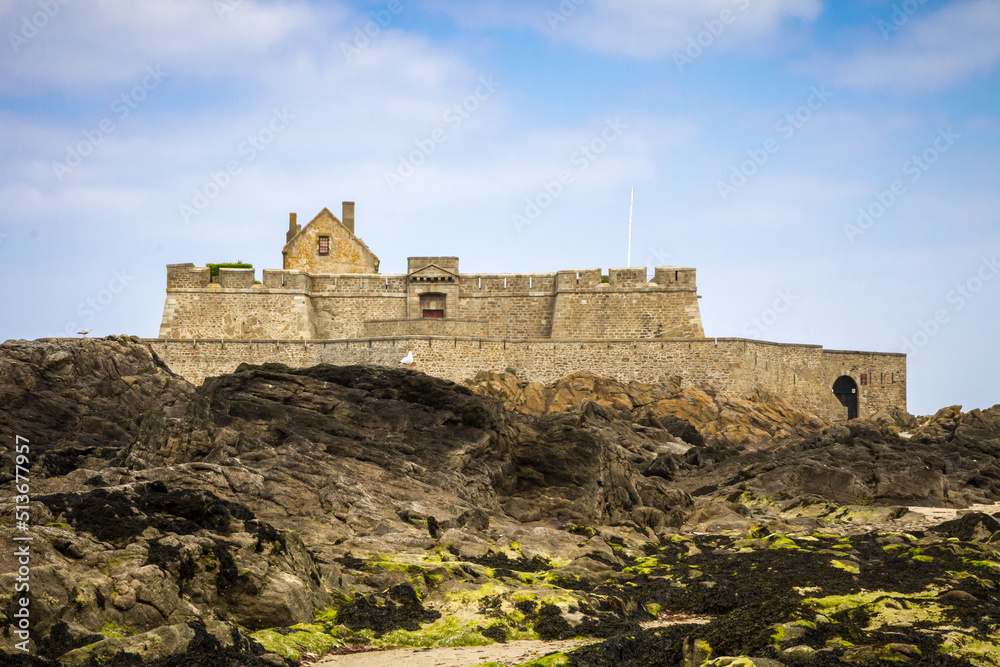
[158,262,704,342]
[144,336,905,422]
[154,205,906,421]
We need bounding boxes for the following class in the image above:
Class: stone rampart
[144,336,905,421]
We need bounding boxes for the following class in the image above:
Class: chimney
[286,212,300,243]
[342,201,355,234]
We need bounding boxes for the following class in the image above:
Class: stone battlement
[159,260,705,341]
[165,263,697,294]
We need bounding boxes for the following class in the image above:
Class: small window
[318,236,330,255]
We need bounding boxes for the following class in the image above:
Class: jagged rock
[466,370,829,449]
[954,405,1000,441]
[644,453,679,480]
[911,405,965,442]
[0,336,195,479]
[931,512,1000,541]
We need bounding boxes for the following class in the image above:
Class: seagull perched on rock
[399,350,414,365]
[77,329,91,337]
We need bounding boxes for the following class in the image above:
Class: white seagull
[399,350,414,365]
[77,329,91,337]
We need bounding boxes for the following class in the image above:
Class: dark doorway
[833,375,859,419]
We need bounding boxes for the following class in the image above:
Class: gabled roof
[407,263,459,278]
[282,207,378,261]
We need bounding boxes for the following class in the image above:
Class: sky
[0,0,997,416]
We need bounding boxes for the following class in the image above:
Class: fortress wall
[732,341,850,418]
[262,270,308,290]
[217,268,255,289]
[607,267,647,288]
[818,349,907,415]
[557,269,603,290]
[262,271,407,293]
[727,341,907,417]
[308,294,408,338]
[146,337,744,393]
[362,319,488,338]
[457,294,556,338]
[157,290,310,340]
[550,290,704,339]
[653,267,698,290]
[146,337,903,420]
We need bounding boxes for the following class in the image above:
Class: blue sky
[0,0,997,415]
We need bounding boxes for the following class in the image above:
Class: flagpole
[627,187,634,267]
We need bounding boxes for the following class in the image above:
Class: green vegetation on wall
[206,261,252,279]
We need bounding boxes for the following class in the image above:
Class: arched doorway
[832,376,859,420]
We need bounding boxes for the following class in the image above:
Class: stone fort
[151,203,906,420]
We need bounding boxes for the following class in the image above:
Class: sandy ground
[902,502,1000,527]
[311,638,596,667]
[311,617,711,667]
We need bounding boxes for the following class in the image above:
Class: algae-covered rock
[58,620,247,665]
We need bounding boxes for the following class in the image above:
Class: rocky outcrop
[465,370,830,450]
[0,342,693,661]
[3,338,1000,665]
[0,336,195,477]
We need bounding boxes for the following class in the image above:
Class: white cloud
[830,0,1000,91]
[556,0,822,59]
[426,0,823,59]
[0,0,325,95]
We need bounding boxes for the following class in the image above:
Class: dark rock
[931,512,1000,541]
[644,453,678,480]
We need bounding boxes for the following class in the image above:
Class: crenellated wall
[144,336,905,421]
[159,263,705,342]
